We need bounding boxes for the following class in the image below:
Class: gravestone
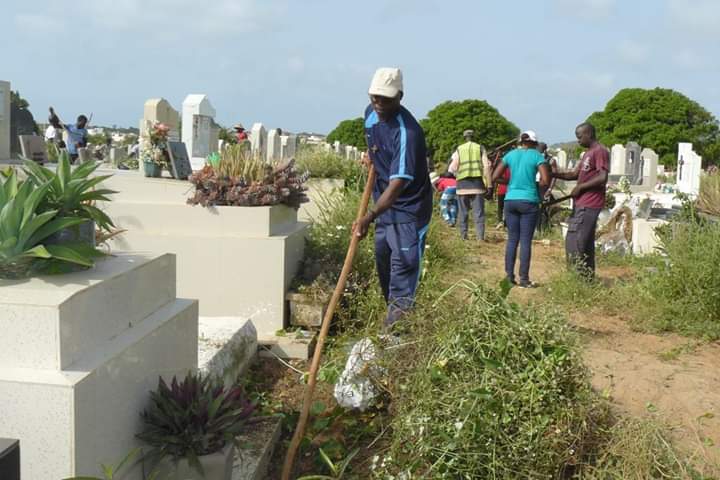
[625,142,642,184]
[109,147,126,167]
[167,141,193,180]
[182,94,217,170]
[677,142,702,195]
[250,123,267,160]
[267,128,281,162]
[345,145,353,160]
[556,150,568,169]
[18,135,47,163]
[10,103,37,157]
[141,98,180,141]
[0,439,20,480]
[333,141,341,154]
[641,148,658,188]
[351,146,359,161]
[0,81,9,161]
[610,144,626,176]
[281,134,298,160]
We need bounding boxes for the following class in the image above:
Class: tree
[587,88,720,167]
[421,100,520,167]
[327,117,366,149]
[10,90,29,110]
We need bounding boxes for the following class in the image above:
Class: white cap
[520,130,538,142]
[369,67,403,98]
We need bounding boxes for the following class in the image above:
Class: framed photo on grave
[167,141,193,180]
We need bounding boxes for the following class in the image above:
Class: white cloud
[667,0,720,36]
[617,40,650,64]
[555,0,616,19]
[672,49,704,69]
[287,56,305,73]
[13,13,66,33]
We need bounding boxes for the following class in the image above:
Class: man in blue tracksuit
[352,67,433,328]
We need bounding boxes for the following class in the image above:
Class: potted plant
[137,372,255,480]
[0,170,105,279]
[22,154,117,246]
[141,122,171,178]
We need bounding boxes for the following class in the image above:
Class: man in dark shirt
[552,122,609,279]
[353,67,433,328]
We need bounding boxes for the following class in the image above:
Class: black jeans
[497,194,506,223]
[504,200,539,283]
[565,206,602,278]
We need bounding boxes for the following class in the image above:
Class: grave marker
[250,123,267,160]
[182,94,217,170]
[641,148,658,188]
[610,144,626,176]
[167,141,193,180]
[18,135,47,163]
[677,143,702,195]
[625,141,642,184]
[0,81,9,161]
[267,128,281,162]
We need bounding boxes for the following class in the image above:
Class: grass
[296,146,363,183]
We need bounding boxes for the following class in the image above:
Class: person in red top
[495,167,510,228]
[552,122,609,279]
[234,124,248,143]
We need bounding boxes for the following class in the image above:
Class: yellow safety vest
[456,142,484,181]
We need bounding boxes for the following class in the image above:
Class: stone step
[259,331,316,360]
[233,417,283,480]
[0,253,176,370]
[198,317,257,385]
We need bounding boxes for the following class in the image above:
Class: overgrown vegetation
[296,146,363,183]
[377,282,598,479]
[698,170,720,216]
[326,118,366,149]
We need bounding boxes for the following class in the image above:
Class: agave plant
[137,372,255,473]
[0,170,103,279]
[22,153,117,232]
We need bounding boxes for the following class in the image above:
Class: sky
[2,0,720,144]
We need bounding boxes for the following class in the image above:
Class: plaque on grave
[19,134,48,163]
[167,141,193,180]
[0,439,20,480]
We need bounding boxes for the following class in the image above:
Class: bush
[639,218,720,338]
[378,282,596,479]
[326,117,366,149]
[296,146,363,184]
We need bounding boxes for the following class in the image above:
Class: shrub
[187,146,308,208]
[137,373,255,469]
[639,218,720,338]
[379,282,596,479]
[697,170,720,217]
[296,146,362,182]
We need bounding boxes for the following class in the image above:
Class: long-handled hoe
[281,165,376,480]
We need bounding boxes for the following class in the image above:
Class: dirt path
[456,227,720,470]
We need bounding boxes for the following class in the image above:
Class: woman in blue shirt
[492,131,550,287]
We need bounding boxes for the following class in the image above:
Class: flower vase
[143,160,162,178]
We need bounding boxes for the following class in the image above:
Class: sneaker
[518,281,538,289]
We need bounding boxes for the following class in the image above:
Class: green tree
[327,117,366,149]
[421,100,520,167]
[587,88,720,167]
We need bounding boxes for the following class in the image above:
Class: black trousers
[497,194,506,222]
[565,206,601,278]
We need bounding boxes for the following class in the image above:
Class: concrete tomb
[250,123,267,160]
[18,135,47,163]
[677,143,702,196]
[625,141,643,185]
[641,148,658,188]
[610,144,627,176]
[182,94,217,170]
[0,81,8,161]
[267,128,281,162]
[0,254,198,479]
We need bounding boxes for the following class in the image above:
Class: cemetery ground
[246,191,720,479]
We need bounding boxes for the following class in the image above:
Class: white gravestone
[323,143,332,153]
[556,150,568,170]
[334,141,342,154]
[345,145,353,160]
[641,148,658,188]
[352,146,359,161]
[677,143,702,196]
[141,98,180,141]
[625,141,642,184]
[267,128,281,162]
[250,123,267,160]
[281,134,298,160]
[610,144,627,176]
[0,80,10,161]
[182,94,217,170]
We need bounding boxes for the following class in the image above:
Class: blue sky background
[2,0,719,143]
